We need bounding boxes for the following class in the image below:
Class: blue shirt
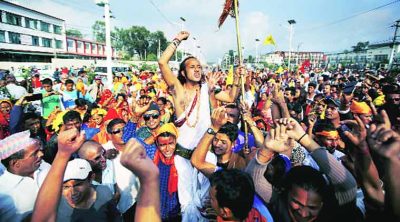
[158,161,180,220]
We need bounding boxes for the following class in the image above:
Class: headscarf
[350,101,372,115]
[154,123,178,195]
[91,108,107,116]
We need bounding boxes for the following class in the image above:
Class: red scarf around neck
[153,150,178,195]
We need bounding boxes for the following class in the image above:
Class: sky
[10,0,400,62]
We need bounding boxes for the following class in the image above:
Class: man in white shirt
[0,130,50,222]
[102,118,140,221]
[5,75,27,100]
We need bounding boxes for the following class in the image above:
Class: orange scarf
[153,150,178,195]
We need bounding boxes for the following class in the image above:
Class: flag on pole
[218,0,238,28]
[226,65,234,85]
[263,35,276,46]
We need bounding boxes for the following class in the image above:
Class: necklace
[183,87,201,128]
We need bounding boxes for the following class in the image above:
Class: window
[9,32,21,44]
[77,41,82,48]
[374,55,388,62]
[54,25,62,34]
[0,10,3,23]
[6,12,22,26]
[85,42,90,52]
[32,36,39,46]
[67,39,74,48]
[25,17,38,29]
[55,40,63,49]
[42,38,52,47]
[40,21,50,32]
[0,31,5,42]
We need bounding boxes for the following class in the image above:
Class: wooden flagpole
[233,0,249,154]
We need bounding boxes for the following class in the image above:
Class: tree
[92,20,106,43]
[66,29,83,38]
[148,31,168,57]
[352,41,369,52]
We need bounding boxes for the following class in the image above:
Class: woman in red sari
[0,100,12,139]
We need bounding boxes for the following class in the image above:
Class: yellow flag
[226,65,234,85]
[263,35,276,46]
[276,66,284,74]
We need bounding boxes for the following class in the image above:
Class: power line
[146,0,180,28]
[300,0,400,32]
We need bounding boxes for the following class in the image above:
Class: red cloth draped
[153,150,178,195]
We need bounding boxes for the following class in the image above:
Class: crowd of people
[0,31,399,222]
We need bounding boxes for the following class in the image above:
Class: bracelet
[172,38,181,48]
[297,133,307,143]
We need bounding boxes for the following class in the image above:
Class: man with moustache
[0,130,50,222]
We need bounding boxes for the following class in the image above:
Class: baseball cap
[342,81,358,94]
[324,97,340,107]
[94,75,102,81]
[63,159,92,182]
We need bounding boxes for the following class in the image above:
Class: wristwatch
[206,128,216,135]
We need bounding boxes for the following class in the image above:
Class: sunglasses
[111,128,123,135]
[143,113,160,121]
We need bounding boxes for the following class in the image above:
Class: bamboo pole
[233,0,249,154]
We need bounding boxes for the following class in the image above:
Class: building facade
[325,42,400,69]
[0,0,116,62]
[261,51,326,67]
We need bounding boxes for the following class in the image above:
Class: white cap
[63,159,92,182]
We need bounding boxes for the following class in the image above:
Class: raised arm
[158,31,189,87]
[283,117,357,205]
[31,127,85,222]
[120,138,161,222]
[214,66,242,103]
[191,107,227,178]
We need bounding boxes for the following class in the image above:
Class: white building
[261,51,326,67]
[0,0,117,63]
[0,0,66,62]
[326,41,400,69]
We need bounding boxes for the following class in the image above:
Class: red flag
[218,0,238,28]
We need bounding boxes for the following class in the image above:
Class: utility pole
[388,19,400,70]
[95,0,113,87]
[287,19,296,71]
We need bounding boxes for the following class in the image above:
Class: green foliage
[352,41,369,52]
[146,53,158,61]
[66,29,83,38]
[92,20,106,43]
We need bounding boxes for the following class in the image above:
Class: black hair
[21,112,40,123]
[210,169,255,220]
[314,121,337,134]
[1,149,25,169]
[217,122,239,142]
[264,155,288,191]
[75,98,87,107]
[65,79,74,85]
[107,118,125,134]
[63,110,81,123]
[41,78,53,85]
[116,93,126,100]
[285,87,296,96]
[284,166,328,199]
[157,97,167,105]
[178,56,201,85]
